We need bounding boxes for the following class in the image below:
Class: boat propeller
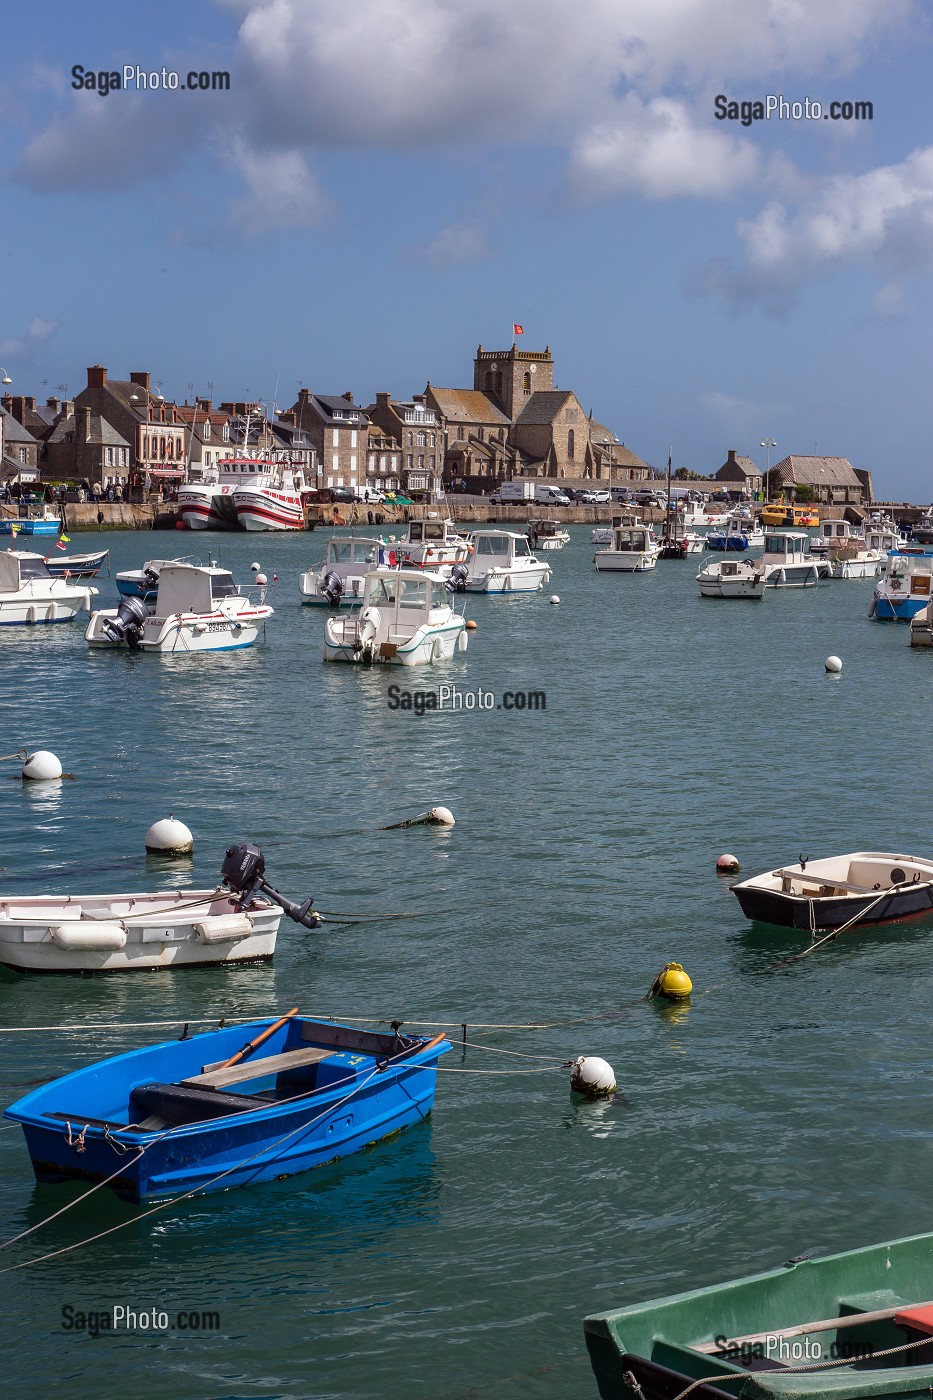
[321,570,343,605]
[101,594,148,649]
[220,842,322,929]
[445,562,469,593]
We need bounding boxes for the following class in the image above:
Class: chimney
[9,396,26,424]
[81,407,92,442]
[727,449,737,463]
[47,396,60,412]
[343,391,354,403]
[130,371,150,392]
[376,391,391,407]
[87,365,107,389]
[196,397,211,412]
[25,396,36,412]
[280,409,297,426]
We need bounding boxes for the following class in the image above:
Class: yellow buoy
[647,961,693,1002]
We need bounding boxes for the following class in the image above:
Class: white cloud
[415,223,489,266]
[0,316,61,362]
[225,138,333,234]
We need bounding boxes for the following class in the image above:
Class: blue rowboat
[4,1014,450,1203]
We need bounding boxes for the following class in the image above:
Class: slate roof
[771,455,862,487]
[513,391,574,425]
[310,394,369,424]
[0,408,38,445]
[427,389,510,425]
[47,412,129,448]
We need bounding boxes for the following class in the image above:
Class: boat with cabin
[396,519,470,567]
[0,504,63,537]
[323,566,468,664]
[525,519,569,550]
[696,556,766,599]
[594,523,661,572]
[731,850,933,931]
[299,536,391,606]
[86,562,273,652]
[585,1227,933,1400]
[760,501,820,528]
[810,520,883,579]
[0,551,97,625]
[759,531,823,587]
[870,546,933,620]
[461,529,551,593]
[705,511,765,552]
[178,455,313,532]
[4,1008,448,1202]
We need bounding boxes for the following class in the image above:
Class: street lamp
[0,369,11,386]
[760,436,777,502]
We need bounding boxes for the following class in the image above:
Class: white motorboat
[86,562,273,653]
[526,519,569,551]
[811,519,883,579]
[705,511,764,551]
[871,546,933,620]
[397,519,470,567]
[0,550,97,626]
[594,523,660,572]
[460,529,551,593]
[760,530,823,587]
[323,567,468,665]
[696,555,765,599]
[0,843,319,974]
[299,536,389,606]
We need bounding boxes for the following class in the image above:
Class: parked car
[588,489,610,503]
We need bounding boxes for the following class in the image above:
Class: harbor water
[2,527,933,1398]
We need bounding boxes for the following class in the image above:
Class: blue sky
[3,1,933,494]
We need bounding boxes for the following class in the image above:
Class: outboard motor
[321,570,343,606]
[101,594,149,649]
[220,842,322,929]
[446,562,469,593]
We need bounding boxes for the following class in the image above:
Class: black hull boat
[731,851,933,931]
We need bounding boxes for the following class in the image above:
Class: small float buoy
[466,620,477,631]
[647,961,693,1002]
[825,655,842,673]
[549,595,560,605]
[145,814,194,856]
[175,520,186,530]
[384,806,455,829]
[570,1056,616,1099]
[716,852,740,873]
[22,750,63,782]
[250,562,261,572]
[255,573,268,585]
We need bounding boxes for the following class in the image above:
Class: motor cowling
[101,594,148,648]
[220,842,321,929]
[446,563,469,593]
[321,570,343,606]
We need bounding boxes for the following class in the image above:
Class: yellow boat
[760,502,820,528]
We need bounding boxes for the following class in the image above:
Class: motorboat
[680,501,731,528]
[585,1227,933,1400]
[323,566,468,664]
[0,842,317,975]
[594,523,660,572]
[705,512,764,551]
[116,556,190,602]
[299,536,389,606]
[910,508,933,544]
[810,520,882,579]
[44,548,109,579]
[871,547,933,620]
[0,504,63,537]
[696,555,765,599]
[910,599,933,646]
[760,531,824,587]
[525,519,569,550]
[760,502,820,528]
[731,851,933,931]
[0,550,97,625]
[4,1011,449,1203]
[86,562,273,652]
[397,519,470,567]
[460,529,551,593]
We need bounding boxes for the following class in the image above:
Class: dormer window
[203,421,211,441]
[222,423,229,442]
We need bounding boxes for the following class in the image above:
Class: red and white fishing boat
[179,457,312,532]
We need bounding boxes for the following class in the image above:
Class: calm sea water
[1,527,932,1399]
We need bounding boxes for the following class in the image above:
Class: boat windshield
[16,556,53,581]
[366,575,429,609]
[514,538,531,557]
[476,535,510,558]
[430,581,449,609]
[210,571,237,598]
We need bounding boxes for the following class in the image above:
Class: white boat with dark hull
[760,530,824,587]
[86,563,273,653]
[299,536,388,606]
[462,529,550,593]
[705,511,764,551]
[731,852,933,932]
[0,551,97,626]
[179,457,312,532]
[397,519,470,567]
[594,524,660,572]
[323,567,468,665]
[44,548,109,580]
[696,555,765,599]
[526,519,569,551]
[0,844,319,974]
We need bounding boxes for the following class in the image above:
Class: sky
[2,0,933,495]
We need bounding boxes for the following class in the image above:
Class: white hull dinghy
[0,550,97,626]
[696,556,765,598]
[732,851,933,932]
[299,536,389,606]
[323,566,468,664]
[0,842,320,974]
[86,562,272,653]
[461,529,551,593]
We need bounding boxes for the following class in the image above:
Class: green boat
[584,1231,933,1400]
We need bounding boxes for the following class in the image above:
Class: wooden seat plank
[181,1045,335,1090]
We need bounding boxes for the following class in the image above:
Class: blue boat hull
[873,597,926,621]
[5,1017,449,1204]
[0,521,61,536]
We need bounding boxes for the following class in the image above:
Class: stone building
[0,406,40,485]
[46,408,131,486]
[287,390,368,493]
[366,392,440,497]
[769,454,871,506]
[715,449,762,496]
[75,367,185,489]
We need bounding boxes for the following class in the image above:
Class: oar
[693,1300,933,1354]
[216,1007,299,1072]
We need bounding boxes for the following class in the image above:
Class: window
[457,426,464,440]
[568,429,575,460]
[351,430,357,448]
[417,432,426,447]
[332,453,339,471]
[332,428,339,446]
[222,423,229,442]
[429,455,435,469]
[203,421,211,441]
[19,447,27,463]
[477,427,484,441]
[523,372,531,392]
[408,432,413,446]
[106,447,113,466]
[407,454,413,468]
[429,433,435,447]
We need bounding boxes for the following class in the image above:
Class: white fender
[193,913,254,943]
[358,606,381,645]
[27,605,36,625]
[431,637,445,662]
[457,630,468,653]
[52,923,127,951]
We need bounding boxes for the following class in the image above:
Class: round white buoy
[250,562,261,572]
[427,806,455,826]
[255,573,268,585]
[145,814,194,856]
[825,655,842,673]
[570,1056,616,1099]
[549,595,560,605]
[716,852,740,873]
[22,750,63,782]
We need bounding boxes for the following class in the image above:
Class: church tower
[473,343,554,421]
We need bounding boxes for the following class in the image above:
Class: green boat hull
[584,1230,933,1400]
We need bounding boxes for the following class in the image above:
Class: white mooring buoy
[384,806,456,830]
[22,750,63,782]
[549,595,560,605]
[716,852,740,873]
[145,814,194,856]
[825,655,842,673]
[255,573,268,586]
[250,562,261,573]
[570,1056,616,1099]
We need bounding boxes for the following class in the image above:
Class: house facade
[287,390,368,494]
[769,454,870,506]
[715,449,763,496]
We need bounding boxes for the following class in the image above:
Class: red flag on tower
[512,323,524,336]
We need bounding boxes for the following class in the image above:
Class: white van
[534,484,571,506]
[489,481,536,503]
